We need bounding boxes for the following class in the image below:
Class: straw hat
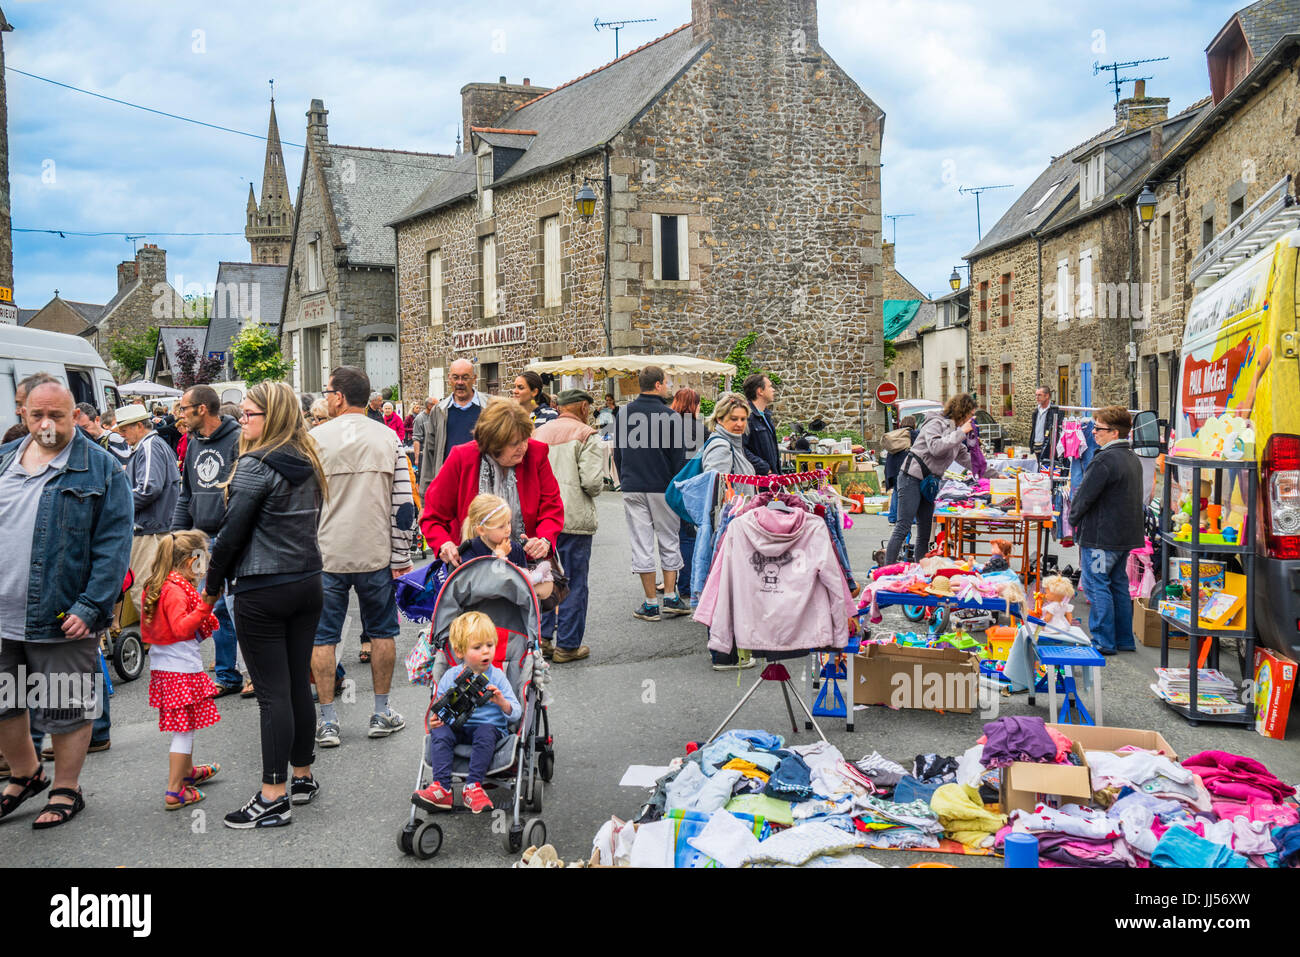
[925,575,954,597]
[115,404,151,427]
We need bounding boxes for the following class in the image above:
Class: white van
[0,324,122,434]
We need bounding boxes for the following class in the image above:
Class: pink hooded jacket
[694,505,854,653]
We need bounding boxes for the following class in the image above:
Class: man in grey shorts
[613,365,690,621]
[0,380,132,828]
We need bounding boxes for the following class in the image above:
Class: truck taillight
[1262,434,1300,559]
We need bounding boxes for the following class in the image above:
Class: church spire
[246,87,294,264]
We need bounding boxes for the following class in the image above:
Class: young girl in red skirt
[141,529,223,809]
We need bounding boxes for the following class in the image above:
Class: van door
[12,359,67,387]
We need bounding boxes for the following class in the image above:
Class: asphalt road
[5,494,1297,868]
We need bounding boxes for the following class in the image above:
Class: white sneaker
[368,709,406,739]
[315,720,341,748]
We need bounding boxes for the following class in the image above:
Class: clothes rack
[722,469,831,487]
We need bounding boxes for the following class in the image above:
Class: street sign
[875,381,899,405]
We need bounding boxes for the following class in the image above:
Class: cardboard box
[853,643,981,713]
[1000,741,1092,815]
[1133,597,1189,649]
[1048,723,1178,761]
[1254,647,1297,740]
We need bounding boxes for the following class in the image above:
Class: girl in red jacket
[141,530,223,809]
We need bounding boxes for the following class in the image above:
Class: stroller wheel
[538,750,554,783]
[503,823,525,855]
[523,817,546,850]
[398,821,417,856]
[412,820,443,860]
[113,627,145,682]
[524,777,544,813]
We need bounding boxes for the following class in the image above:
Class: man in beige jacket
[310,366,416,747]
[533,389,604,663]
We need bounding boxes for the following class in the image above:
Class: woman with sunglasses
[204,382,330,828]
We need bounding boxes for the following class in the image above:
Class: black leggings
[885,472,935,565]
[232,576,323,785]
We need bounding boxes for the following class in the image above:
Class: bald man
[418,358,489,492]
[0,382,132,827]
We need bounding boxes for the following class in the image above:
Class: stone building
[390,0,885,428]
[965,85,1207,442]
[204,261,287,381]
[0,7,13,323]
[279,99,452,394]
[20,295,104,347]
[245,99,294,265]
[881,242,925,301]
[1138,2,1300,421]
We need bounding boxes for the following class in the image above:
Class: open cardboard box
[853,643,981,714]
[1000,740,1091,815]
[1047,723,1178,761]
[1133,596,1188,649]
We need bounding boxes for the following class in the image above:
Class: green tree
[110,326,159,378]
[883,339,897,368]
[719,331,781,394]
[231,322,292,386]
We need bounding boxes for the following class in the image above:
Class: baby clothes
[1057,420,1085,459]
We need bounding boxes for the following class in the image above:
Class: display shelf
[1158,700,1255,726]
[1158,532,1252,555]
[1156,612,1248,639]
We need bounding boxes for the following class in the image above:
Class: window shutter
[677,215,690,282]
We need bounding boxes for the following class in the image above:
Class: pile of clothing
[861,556,1027,624]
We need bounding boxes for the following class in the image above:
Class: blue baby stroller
[395,556,554,860]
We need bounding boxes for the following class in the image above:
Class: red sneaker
[462,783,493,814]
[412,781,454,812]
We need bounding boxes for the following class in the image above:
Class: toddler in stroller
[413,611,519,814]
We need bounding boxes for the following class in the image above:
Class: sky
[7,0,1244,308]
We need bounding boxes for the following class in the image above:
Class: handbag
[404,627,439,685]
[882,427,913,453]
[905,451,941,502]
[535,545,570,612]
[665,435,730,522]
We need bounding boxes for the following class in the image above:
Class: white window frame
[429,366,445,403]
[306,240,322,291]
[542,215,561,308]
[428,250,443,326]
[1078,249,1094,318]
[482,235,497,319]
[477,147,493,219]
[1079,153,1105,207]
[290,330,302,391]
[652,213,690,282]
[1056,259,1071,320]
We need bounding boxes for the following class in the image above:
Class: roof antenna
[957,184,1013,240]
[1092,57,1168,103]
[594,16,657,58]
[126,234,146,255]
[884,213,914,245]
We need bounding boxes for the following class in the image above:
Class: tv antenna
[1093,57,1168,103]
[884,213,914,245]
[125,234,146,255]
[958,184,1013,240]
[594,16,657,58]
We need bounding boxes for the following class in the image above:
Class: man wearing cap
[117,405,181,618]
[533,389,604,662]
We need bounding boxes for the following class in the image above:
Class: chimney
[116,261,137,290]
[460,78,552,137]
[691,0,818,48]
[1149,124,1164,163]
[1114,81,1169,133]
[882,242,896,274]
[307,98,329,151]
[135,244,166,283]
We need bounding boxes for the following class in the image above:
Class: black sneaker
[290,775,320,806]
[661,595,692,617]
[634,602,661,622]
[223,791,292,829]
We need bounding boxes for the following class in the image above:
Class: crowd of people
[0,354,796,830]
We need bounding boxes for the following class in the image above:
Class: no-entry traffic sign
[875,381,898,405]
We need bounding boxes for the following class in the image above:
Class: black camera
[431,668,493,731]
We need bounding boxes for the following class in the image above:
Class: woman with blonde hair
[699,392,756,476]
[420,398,565,570]
[203,380,330,829]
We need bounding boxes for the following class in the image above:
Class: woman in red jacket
[421,400,564,567]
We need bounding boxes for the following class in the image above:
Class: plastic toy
[1222,526,1238,544]
[1206,503,1223,535]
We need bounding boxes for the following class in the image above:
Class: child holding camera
[412,611,520,814]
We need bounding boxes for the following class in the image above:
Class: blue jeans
[887,487,898,524]
[1080,547,1135,652]
[540,533,593,650]
[679,523,697,599]
[212,594,241,687]
[428,722,503,786]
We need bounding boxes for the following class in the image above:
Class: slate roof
[392,22,708,224]
[155,325,207,379]
[1233,0,1300,56]
[204,262,287,366]
[17,308,38,326]
[322,145,452,266]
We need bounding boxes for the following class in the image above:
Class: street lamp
[1136,184,1157,227]
[575,180,599,220]
[949,264,969,292]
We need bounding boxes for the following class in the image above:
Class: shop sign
[453,322,526,353]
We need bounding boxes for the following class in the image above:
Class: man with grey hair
[367,392,385,423]
[117,404,181,618]
[0,381,132,827]
[418,358,489,493]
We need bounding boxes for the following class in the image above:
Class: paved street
[5,492,1298,868]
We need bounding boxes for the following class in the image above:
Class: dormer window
[477,147,494,219]
[1079,152,1105,208]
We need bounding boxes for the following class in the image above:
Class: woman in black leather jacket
[204,381,330,829]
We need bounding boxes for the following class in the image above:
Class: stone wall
[396,152,609,401]
[0,21,12,299]
[891,337,922,400]
[1138,57,1300,421]
[461,80,551,135]
[882,242,925,301]
[281,145,343,393]
[967,239,1038,441]
[98,245,177,372]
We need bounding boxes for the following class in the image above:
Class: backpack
[665,434,732,523]
[882,427,913,453]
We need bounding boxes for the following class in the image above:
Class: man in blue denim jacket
[0,381,132,828]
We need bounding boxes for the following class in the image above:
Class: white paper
[619,765,671,787]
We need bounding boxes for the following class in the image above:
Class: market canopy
[525,354,737,378]
[117,380,183,398]
[883,300,922,340]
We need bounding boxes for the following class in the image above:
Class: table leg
[845,652,856,732]
[1094,666,1103,727]
[1047,666,1058,721]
